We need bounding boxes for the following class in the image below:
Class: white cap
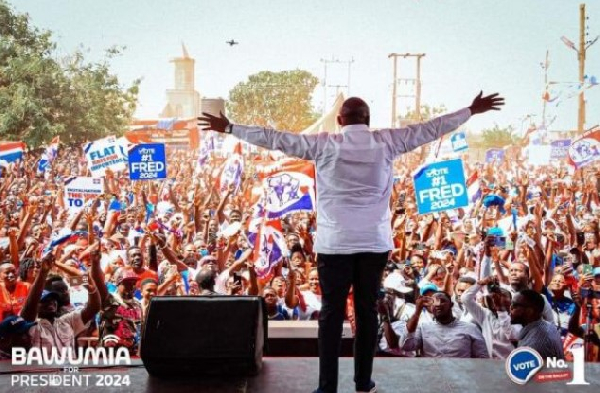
[383,272,413,294]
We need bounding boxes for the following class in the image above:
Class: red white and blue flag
[196,133,215,168]
[38,136,60,173]
[466,171,481,204]
[0,141,26,165]
[42,229,88,258]
[253,219,288,280]
[247,198,266,246]
[257,160,316,220]
[216,142,244,194]
[567,128,600,169]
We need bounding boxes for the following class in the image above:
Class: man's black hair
[195,267,215,290]
[18,258,37,281]
[519,289,545,314]
[457,276,476,285]
[432,291,452,302]
[44,275,66,290]
[289,243,305,258]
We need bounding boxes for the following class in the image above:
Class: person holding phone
[400,291,488,358]
[200,92,504,393]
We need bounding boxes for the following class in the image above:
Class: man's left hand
[469,91,505,115]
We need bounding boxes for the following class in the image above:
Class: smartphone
[69,276,83,287]
[233,272,243,285]
[582,264,593,276]
[576,232,585,246]
[494,236,507,249]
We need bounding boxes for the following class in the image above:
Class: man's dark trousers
[317,252,388,393]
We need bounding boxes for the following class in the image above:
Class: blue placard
[485,148,505,163]
[413,159,469,215]
[128,143,167,180]
[450,131,469,152]
[550,139,571,160]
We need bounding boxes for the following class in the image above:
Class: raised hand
[197,111,231,133]
[468,91,505,115]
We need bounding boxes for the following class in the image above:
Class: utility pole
[541,50,549,128]
[320,57,354,114]
[578,3,586,134]
[388,53,425,127]
[561,3,598,134]
[390,54,398,127]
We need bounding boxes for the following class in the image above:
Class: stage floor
[1,357,599,392]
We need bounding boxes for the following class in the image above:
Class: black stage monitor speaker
[141,296,267,378]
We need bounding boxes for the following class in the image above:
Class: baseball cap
[0,316,37,339]
[383,272,412,294]
[593,267,600,277]
[40,290,60,303]
[117,269,139,285]
[487,227,504,237]
[419,283,439,296]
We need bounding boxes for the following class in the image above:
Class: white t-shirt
[29,311,87,351]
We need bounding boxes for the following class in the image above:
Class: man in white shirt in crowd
[20,253,100,351]
[199,91,503,393]
[461,276,516,358]
[400,291,489,358]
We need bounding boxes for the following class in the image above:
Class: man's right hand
[198,111,231,133]
[416,296,432,310]
[468,91,505,115]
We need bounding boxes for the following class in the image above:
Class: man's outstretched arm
[198,112,320,161]
[382,92,504,157]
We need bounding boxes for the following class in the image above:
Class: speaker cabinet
[141,296,267,377]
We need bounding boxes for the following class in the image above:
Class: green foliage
[0,1,139,146]
[227,70,319,132]
[480,124,518,148]
[402,104,447,122]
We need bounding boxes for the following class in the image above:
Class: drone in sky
[226,39,239,46]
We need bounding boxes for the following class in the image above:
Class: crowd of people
[0,136,599,362]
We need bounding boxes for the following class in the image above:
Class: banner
[257,159,316,219]
[413,159,468,215]
[84,136,128,177]
[128,143,167,180]
[550,139,571,160]
[63,177,105,212]
[567,128,600,169]
[451,131,469,152]
[485,148,505,163]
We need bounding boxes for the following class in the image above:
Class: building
[160,43,202,118]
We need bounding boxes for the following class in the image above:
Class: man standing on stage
[199,91,504,393]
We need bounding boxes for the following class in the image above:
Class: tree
[480,125,518,148]
[400,105,448,160]
[227,70,319,132]
[402,104,447,122]
[0,1,139,146]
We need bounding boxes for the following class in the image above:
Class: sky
[9,0,600,134]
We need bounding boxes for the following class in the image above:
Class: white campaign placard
[84,136,128,177]
[63,177,105,212]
